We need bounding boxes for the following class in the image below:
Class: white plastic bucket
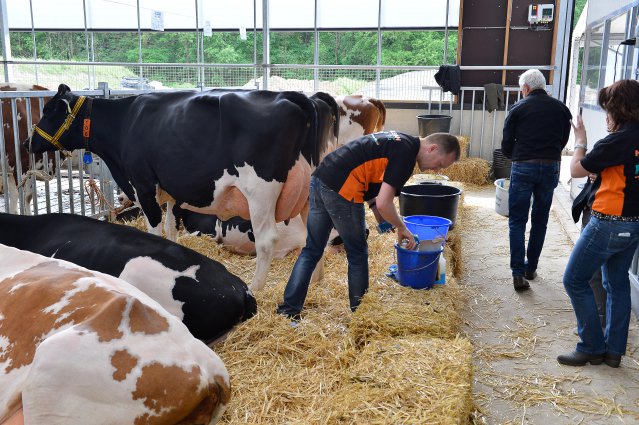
[494,178,509,217]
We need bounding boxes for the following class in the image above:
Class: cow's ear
[57,84,71,96]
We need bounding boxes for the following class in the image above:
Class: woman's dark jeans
[563,216,639,355]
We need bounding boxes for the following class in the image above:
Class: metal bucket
[416,114,452,137]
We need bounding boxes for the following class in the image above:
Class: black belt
[513,159,560,164]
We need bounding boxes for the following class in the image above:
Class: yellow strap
[33,96,86,151]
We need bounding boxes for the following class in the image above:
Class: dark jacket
[434,65,461,96]
[501,89,572,161]
[571,177,600,223]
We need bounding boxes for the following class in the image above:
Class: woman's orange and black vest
[581,122,639,219]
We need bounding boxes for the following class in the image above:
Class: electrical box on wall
[528,4,554,24]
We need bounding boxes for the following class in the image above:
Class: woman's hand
[571,115,587,143]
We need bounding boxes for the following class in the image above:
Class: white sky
[7,0,460,30]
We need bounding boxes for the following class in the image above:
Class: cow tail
[313,92,340,142]
[284,92,320,167]
[369,98,387,131]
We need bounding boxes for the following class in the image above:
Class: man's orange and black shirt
[581,122,639,218]
[313,131,420,203]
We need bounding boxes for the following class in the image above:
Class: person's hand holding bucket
[397,224,417,250]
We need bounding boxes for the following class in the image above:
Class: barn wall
[459,0,559,88]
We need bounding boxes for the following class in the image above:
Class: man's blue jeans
[563,216,639,356]
[277,176,369,317]
[508,162,560,277]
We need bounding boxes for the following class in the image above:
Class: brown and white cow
[0,83,52,215]
[335,95,386,146]
[0,244,230,425]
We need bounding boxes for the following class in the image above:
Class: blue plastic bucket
[394,244,442,289]
[403,215,452,250]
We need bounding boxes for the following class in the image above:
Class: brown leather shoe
[513,276,530,291]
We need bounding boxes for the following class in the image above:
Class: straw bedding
[323,336,474,424]
[120,178,473,424]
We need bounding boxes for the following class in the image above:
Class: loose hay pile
[120,192,473,424]
[422,157,491,186]
[457,135,471,159]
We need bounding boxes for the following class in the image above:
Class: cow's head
[25,84,84,155]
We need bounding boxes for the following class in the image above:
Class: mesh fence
[6,62,445,98]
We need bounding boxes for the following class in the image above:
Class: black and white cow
[26,85,338,291]
[177,94,385,257]
[181,210,306,257]
[0,212,257,344]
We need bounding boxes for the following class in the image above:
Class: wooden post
[549,0,562,85]
[502,0,514,85]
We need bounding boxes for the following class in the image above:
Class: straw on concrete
[476,370,632,417]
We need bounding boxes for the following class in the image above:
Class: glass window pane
[9,31,34,58]
[381,30,457,65]
[203,31,261,64]
[604,12,631,86]
[270,0,314,29]
[91,32,140,62]
[317,0,378,29]
[271,31,314,65]
[31,31,87,61]
[201,0,262,30]
[381,0,459,29]
[583,23,603,105]
[140,32,197,63]
[319,31,377,65]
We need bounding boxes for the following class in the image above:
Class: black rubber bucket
[416,114,452,137]
[492,148,512,180]
[399,184,462,229]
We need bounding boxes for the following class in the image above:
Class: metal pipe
[28,0,38,83]
[376,0,382,98]
[262,0,270,89]
[443,0,450,64]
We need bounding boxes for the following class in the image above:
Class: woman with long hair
[559,79,639,368]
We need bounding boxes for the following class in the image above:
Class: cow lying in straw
[0,244,230,425]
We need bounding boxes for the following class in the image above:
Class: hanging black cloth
[434,65,461,95]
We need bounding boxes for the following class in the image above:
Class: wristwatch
[574,143,587,150]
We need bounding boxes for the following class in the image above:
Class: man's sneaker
[513,276,530,291]
[524,269,537,280]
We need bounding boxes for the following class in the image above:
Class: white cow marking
[119,257,197,320]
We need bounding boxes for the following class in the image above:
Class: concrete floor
[463,161,639,424]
